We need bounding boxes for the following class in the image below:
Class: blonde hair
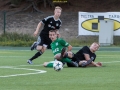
[93,42,100,47]
[55,6,62,11]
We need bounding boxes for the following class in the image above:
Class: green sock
[61,58,71,63]
[46,63,53,67]
[46,58,72,67]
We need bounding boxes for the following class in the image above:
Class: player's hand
[33,31,38,36]
[96,64,101,67]
[96,63,102,67]
[96,62,102,66]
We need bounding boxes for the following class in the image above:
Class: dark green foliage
[0,32,36,46]
[67,36,120,47]
[11,0,23,5]
[0,32,120,47]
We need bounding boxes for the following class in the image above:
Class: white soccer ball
[53,60,63,71]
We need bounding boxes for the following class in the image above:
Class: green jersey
[51,38,69,55]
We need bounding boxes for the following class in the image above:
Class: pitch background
[0,47,120,90]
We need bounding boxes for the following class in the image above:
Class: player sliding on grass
[64,42,102,67]
[43,30,94,67]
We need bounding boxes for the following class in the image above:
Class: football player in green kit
[43,30,78,67]
[43,30,93,67]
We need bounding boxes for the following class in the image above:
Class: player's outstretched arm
[34,22,42,36]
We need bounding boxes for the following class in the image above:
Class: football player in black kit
[27,6,62,64]
[60,42,102,67]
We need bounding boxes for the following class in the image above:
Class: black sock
[30,51,42,61]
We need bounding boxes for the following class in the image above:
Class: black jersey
[40,15,62,35]
[72,46,96,61]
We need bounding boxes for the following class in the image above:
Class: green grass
[0,47,120,90]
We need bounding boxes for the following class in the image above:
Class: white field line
[0,60,120,78]
[0,66,46,78]
[0,56,119,59]
[101,61,120,63]
[0,49,120,51]
[0,56,53,58]
[18,64,44,66]
[20,61,120,67]
[0,50,30,51]
[10,59,120,67]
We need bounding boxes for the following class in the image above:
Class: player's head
[54,6,62,18]
[90,42,100,53]
[49,30,57,41]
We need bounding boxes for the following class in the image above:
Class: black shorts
[66,55,79,67]
[71,55,80,63]
[38,33,52,49]
[67,55,81,67]
[66,62,77,67]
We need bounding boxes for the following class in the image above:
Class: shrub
[0,32,36,46]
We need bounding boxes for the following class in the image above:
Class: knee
[43,62,48,67]
[36,46,42,51]
[54,54,61,60]
[36,46,46,53]
[67,52,74,58]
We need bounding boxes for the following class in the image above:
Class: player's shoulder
[83,46,88,48]
[57,38,63,41]
[59,19,62,23]
[82,46,89,49]
[45,15,54,19]
[56,38,65,42]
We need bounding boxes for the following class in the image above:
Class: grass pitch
[0,47,120,90]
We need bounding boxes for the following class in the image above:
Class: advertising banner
[78,12,120,36]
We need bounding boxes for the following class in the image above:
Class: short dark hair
[49,30,57,34]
